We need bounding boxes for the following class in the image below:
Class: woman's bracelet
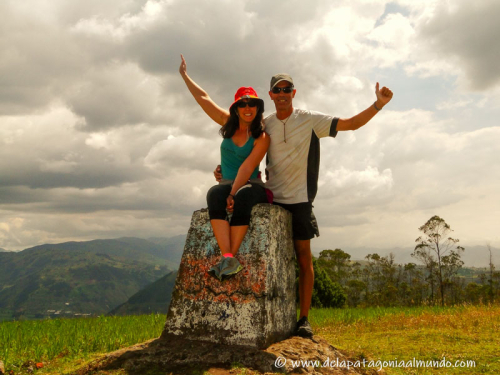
[228,193,235,198]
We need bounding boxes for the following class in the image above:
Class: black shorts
[273,201,319,240]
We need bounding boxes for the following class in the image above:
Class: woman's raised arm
[179,54,229,126]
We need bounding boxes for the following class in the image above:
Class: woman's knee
[207,185,229,206]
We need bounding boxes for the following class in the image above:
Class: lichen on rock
[162,204,296,349]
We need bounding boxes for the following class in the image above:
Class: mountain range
[0,236,185,321]
[2,234,496,322]
[108,270,178,316]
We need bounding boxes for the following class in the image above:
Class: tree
[317,249,351,285]
[294,257,346,308]
[487,244,496,303]
[441,250,464,303]
[311,258,347,308]
[411,246,438,303]
[345,279,366,307]
[464,282,483,304]
[413,215,464,306]
[402,263,426,305]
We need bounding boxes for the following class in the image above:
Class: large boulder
[161,204,296,349]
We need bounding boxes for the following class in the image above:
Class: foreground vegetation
[1,305,499,374]
[0,313,165,374]
[314,304,500,374]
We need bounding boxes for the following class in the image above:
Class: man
[217,74,393,338]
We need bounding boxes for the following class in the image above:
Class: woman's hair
[219,101,265,139]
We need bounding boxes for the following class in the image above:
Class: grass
[1,305,499,374]
[0,313,165,374]
[313,304,500,374]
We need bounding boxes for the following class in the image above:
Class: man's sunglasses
[236,99,259,108]
[271,86,294,94]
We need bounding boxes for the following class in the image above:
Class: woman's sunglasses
[271,86,294,94]
[236,99,259,108]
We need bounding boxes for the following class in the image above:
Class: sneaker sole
[296,329,313,338]
[220,265,243,280]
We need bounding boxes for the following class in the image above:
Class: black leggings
[206,183,268,226]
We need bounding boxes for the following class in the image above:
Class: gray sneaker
[295,316,313,338]
[219,257,243,280]
[207,259,223,281]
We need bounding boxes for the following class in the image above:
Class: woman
[179,55,270,281]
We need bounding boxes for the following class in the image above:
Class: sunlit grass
[2,306,499,374]
[312,304,500,374]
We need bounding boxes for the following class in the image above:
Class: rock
[0,359,4,375]
[162,204,297,349]
[77,335,382,375]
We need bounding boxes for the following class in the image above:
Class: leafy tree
[317,249,351,285]
[345,279,366,307]
[402,263,426,305]
[464,282,483,304]
[294,257,346,308]
[413,215,464,306]
[441,250,465,303]
[487,244,496,303]
[311,258,346,308]
[364,253,400,306]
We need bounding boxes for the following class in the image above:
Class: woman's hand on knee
[226,195,234,212]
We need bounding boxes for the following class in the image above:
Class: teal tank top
[220,136,259,180]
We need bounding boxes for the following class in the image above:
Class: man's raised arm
[337,82,393,131]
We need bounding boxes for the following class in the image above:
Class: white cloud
[319,166,393,199]
[367,12,415,66]
[85,133,112,149]
[144,134,219,173]
[71,0,167,41]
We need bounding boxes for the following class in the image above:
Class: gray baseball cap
[270,73,294,89]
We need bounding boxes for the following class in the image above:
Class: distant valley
[0,236,185,321]
[2,235,496,322]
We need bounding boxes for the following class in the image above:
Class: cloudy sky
[1,0,499,262]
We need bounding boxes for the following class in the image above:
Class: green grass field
[1,305,499,374]
[0,314,165,374]
[313,304,500,374]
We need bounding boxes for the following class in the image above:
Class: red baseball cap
[229,87,264,111]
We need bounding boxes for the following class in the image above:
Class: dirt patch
[76,335,382,375]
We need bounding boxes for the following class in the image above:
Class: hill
[147,235,185,265]
[108,271,178,316]
[0,236,185,321]
[24,236,184,269]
